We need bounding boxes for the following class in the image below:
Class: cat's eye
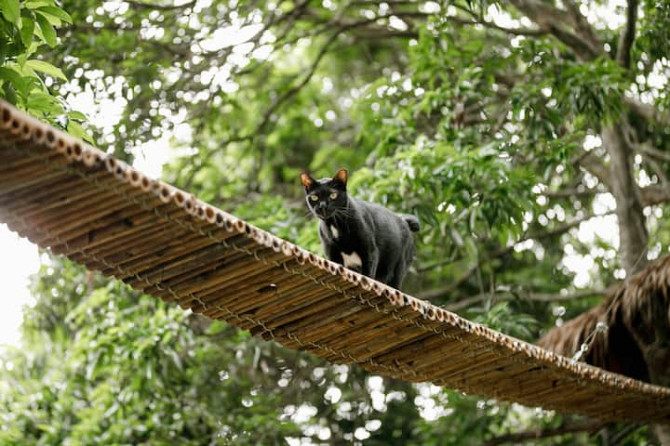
[329,192,338,200]
[310,194,319,202]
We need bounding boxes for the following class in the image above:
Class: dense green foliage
[0,0,90,139]
[2,0,669,444]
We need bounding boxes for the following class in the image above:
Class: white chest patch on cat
[330,225,339,239]
[341,251,362,269]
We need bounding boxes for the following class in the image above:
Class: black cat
[300,168,420,289]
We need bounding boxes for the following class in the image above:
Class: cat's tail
[400,214,420,232]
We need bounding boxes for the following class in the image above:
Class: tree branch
[484,420,607,446]
[641,152,668,185]
[443,288,607,313]
[256,29,343,134]
[208,0,310,61]
[545,23,602,60]
[255,8,430,132]
[447,15,546,37]
[640,184,670,206]
[349,29,419,39]
[624,97,670,126]
[125,0,195,11]
[616,0,639,68]
[508,0,603,60]
[575,147,670,206]
[543,187,601,199]
[417,262,479,299]
[530,210,615,239]
[418,210,615,301]
[577,151,612,187]
[637,142,670,163]
[562,0,605,53]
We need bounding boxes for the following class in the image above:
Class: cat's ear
[332,168,348,187]
[300,171,315,189]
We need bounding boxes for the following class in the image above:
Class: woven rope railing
[1,100,669,424]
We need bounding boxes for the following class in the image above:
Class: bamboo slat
[1,100,669,424]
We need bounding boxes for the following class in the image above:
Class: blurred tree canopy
[1,0,669,444]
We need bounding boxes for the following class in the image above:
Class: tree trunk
[601,124,648,275]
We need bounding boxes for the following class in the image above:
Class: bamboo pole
[107,230,246,277]
[238,272,358,330]
[69,206,206,262]
[10,183,153,244]
[23,201,158,249]
[0,151,74,187]
[208,259,338,314]
[151,246,278,303]
[0,168,71,197]
[0,150,68,175]
[182,250,291,311]
[206,268,318,322]
[0,170,112,211]
[128,242,241,289]
[60,208,187,258]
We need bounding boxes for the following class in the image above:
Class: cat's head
[300,168,348,220]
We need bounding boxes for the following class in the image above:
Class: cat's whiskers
[332,208,355,219]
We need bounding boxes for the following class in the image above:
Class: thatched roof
[540,256,670,388]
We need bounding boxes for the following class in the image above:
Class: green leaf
[67,110,87,121]
[19,13,35,47]
[67,120,93,143]
[0,0,21,26]
[0,66,24,86]
[25,59,66,80]
[1,80,18,104]
[35,11,56,47]
[36,6,72,24]
[23,0,51,8]
[0,66,33,95]
[26,91,62,114]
